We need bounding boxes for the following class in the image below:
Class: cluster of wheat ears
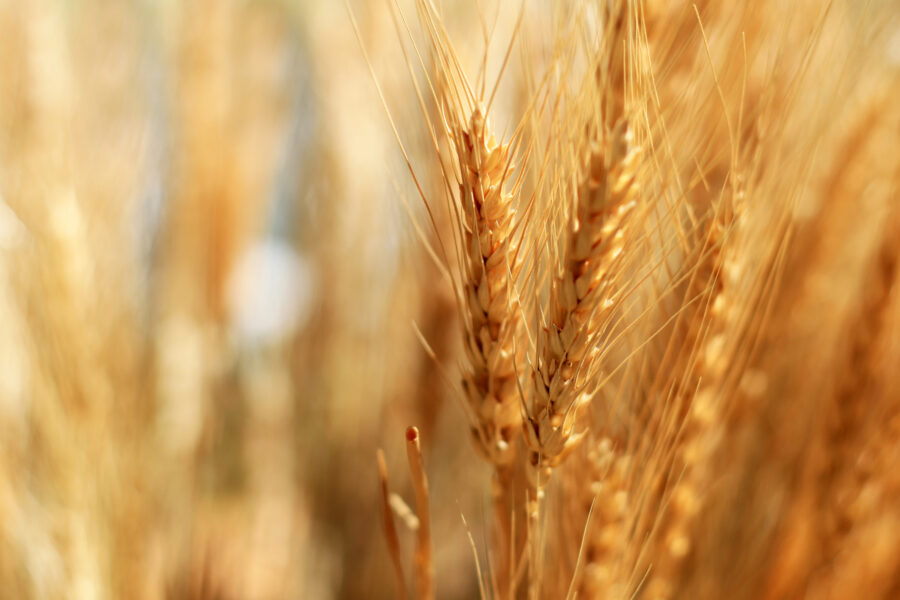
[368,0,900,598]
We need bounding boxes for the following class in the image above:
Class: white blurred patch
[227,238,313,345]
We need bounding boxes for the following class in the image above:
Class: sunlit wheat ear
[445,93,529,600]
[571,436,633,598]
[450,104,525,470]
[397,0,529,473]
[380,1,536,594]
[642,190,741,599]
[525,117,641,481]
[517,0,653,492]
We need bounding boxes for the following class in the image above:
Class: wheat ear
[451,103,529,596]
[414,0,530,590]
[448,104,526,469]
[526,119,640,479]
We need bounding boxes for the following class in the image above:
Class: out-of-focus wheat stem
[406,427,434,600]
[377,449,408,600]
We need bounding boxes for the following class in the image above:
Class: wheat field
[0,0,898,598]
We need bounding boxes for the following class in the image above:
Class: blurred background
[1,1,899,599]
[0,0,513,597]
